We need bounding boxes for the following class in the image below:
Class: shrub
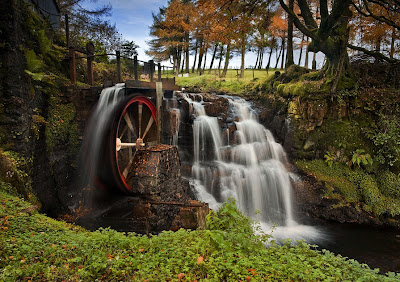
[366,112,400,167]
[377,170,400,199]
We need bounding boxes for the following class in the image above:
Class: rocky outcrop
[292,171,400,228]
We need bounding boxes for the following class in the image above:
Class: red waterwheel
[96,95,158,195]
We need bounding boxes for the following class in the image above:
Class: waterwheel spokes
[138,103,143,138]
[122,156,134,178]
[142,116,154,140]
[119,125,128,139]
[123,112,137,139]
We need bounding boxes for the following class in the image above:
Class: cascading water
[185,94,321,241]
[84,83,125,182]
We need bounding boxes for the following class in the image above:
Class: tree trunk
[202,47,208,73]
[192,40,198,73]
[374,38,381,64]
[208,43,218,73]
[390,27,396,59]
[266,47,273,73]
[286,0,294,67]
[185,32,190,73]
[274,45,282,69]
[258,48,264,69]
[218,45,224,76]
[197,39,204,75]
[298,34,304,65]
[255,49,260,70]
[304,36,309,69]
[240,37,246,78]
[280,38,286,69]
[312,52,316,70]
[221,43,230,78]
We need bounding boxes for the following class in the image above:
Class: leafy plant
[1,189,397,281]
[349,149,373,168]
[365,112,400,167]
[324,152,336,167]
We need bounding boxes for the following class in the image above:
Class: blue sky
[81,0,324,69]
[81,0,169,60]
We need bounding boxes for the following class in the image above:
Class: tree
[286,0,294,67]
[350,0,400,63]
[279,0,354,91]
[147,0,195,74]
[121,41,139,58]
[57,0,121,51]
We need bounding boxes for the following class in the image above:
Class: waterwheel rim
[114,96,157,193]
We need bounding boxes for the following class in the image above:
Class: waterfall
[185,94,321,241]
[82,84,125,190]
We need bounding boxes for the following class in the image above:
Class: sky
[81,0,325,69]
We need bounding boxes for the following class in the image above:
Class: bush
[377,171,400,199]
[366,112,400,167]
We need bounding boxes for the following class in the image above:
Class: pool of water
[317,223,400,273]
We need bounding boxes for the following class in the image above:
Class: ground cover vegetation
[1,188,399,281]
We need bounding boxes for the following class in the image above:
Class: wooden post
[87,54,93,86]
[156,81,163,144]
[149,60,155,82]
[69,48,76,85]
[65,14,70,49]
[86,42,94,86]
[158,63,162,82]
[134,55,138,80]
[116,51,121,82]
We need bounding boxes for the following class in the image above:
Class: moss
[296,160,360,204]
[24,48,43,72]
[377,170,400,199]
[45,97,79,159]
[307,119,372,162]
[296,159,400,217]
[0,150,40,207]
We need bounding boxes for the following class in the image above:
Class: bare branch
[279,0,316,40]
[348,43,400,63]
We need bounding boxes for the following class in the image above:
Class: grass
[1,187,399,281]
[175,69,277,94]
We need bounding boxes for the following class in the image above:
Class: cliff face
[0,0,79,216]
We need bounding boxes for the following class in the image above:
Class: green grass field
[174,69,278,94]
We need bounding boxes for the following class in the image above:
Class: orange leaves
[196,255,204,265]
[177,273,185,280]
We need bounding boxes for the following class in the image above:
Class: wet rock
[203,98,229,117]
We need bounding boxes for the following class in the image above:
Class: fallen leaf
[177,273,185,280]
[196,256,204,265]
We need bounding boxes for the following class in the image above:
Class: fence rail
[68,43,174,86]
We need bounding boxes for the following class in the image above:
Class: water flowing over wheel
[96,96,157,195]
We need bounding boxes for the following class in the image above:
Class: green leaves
[1,191,398,281]
[350,149,373,168]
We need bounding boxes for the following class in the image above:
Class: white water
[184,94,322,242]
[84,84,125,185]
